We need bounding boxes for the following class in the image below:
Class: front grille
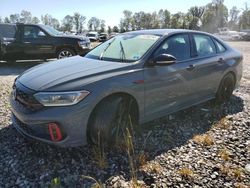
[13,83,43,112]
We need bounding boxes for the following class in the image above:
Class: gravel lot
[0,42,249,188]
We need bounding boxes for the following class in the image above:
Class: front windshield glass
[40,25,61,36]
[85,34,160,63]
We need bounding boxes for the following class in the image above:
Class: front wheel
[57,48,76,59]
[215,73,235,104]
[87,95,138,146]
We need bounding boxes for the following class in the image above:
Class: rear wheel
[87,95,138,146]
[57,48,76,59]
[215,73,235,104]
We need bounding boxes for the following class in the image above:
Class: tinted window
[193,34,216,57]
[0,25,16,39]
[214,39,226,53]
[154,34,191,61]
[23,26,46,39]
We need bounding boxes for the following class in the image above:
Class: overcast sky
[0,0,248,27]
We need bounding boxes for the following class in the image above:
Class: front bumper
[10,95,91,147]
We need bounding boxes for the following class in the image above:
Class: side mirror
[152,54,177,66]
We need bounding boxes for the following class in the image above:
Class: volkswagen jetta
[10,29,243,147]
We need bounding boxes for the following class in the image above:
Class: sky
[0,0,248,27]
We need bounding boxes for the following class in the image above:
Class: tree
[88,17,100,31]
[201,1,228,33]
[41,14,60,29]
[73,12,86,33]
[0,17,2,23]
[4,17,10,23]
[158,9,171,28]
[31,17,40,24]
[9,14,20,23]
[170,12,185,29]
[112,26,119,33]
[100,19,106,32]
[62,15,73,32]
[228,6,240,30]
[108,26,112,34]
[20,10,32,23]
[239,3,250,30]
[120,10,133,31]
[188,6,204,30]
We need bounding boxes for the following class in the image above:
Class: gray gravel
[0,42,249,188]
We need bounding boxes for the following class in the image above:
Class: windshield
[88,34,97,37]
[85,34,160,62]
[40,25,61,36]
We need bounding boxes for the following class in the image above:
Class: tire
[57,48,76,59]
[87,95,138,145]
[215,73,235,104]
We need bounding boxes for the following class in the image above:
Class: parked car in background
[109,32,119,39]
[99,33,109,42]
[0,23,91,62]
[10,29,242,147]
[87,31,99,42]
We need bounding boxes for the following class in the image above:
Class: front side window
[23,26,46,39]
[86,34,160,62]
[154,34,191,61]
[193,34,216,57]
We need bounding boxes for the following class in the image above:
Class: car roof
[126,29,211,36]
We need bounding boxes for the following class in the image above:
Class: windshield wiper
[99,38,116,60]
[119,41,126,62]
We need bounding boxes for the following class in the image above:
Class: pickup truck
[0,23,91,62]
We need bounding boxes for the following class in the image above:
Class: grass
[219,164,244,180]
[193,134,214,146]
[92,131,107,169]
[178,167,194,179]
[218,148,231,161]
[213,117,231,129]
[81,175,104,188]
[49,177,61,188]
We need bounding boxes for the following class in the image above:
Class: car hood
[18,56,131,91]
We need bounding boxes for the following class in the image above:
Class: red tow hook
[48,123,62,142]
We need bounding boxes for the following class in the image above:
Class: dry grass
[193,134,214,146]
[219,164,244,181]
[81,175,104,188]
[178,167,194,179]
[214,117,232,129]
[92,131,107,169]
[218,148,231,161]
[235,183,249,188]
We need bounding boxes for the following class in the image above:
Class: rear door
[0,24,23,60]
[21,25,54,59]
[187,33,223,100]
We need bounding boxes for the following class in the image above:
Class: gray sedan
[10,29,243,147]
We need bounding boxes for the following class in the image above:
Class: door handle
[186,64,195,71]
[218,58,225,64]
[24,42,31,44]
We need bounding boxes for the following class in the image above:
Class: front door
[144,34,195,121]
[21,25,54,59]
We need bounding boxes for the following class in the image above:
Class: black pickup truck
[0,23,91,62]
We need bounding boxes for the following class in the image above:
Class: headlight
[34,91,90,106]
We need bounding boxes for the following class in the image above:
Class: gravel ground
[0,42,249,188]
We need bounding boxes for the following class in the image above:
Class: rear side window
[193,34,216,57]
[0,25,16,39]
[154,34,191,61]
[214,39,226,53]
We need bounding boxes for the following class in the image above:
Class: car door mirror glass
[152,54,177,66]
